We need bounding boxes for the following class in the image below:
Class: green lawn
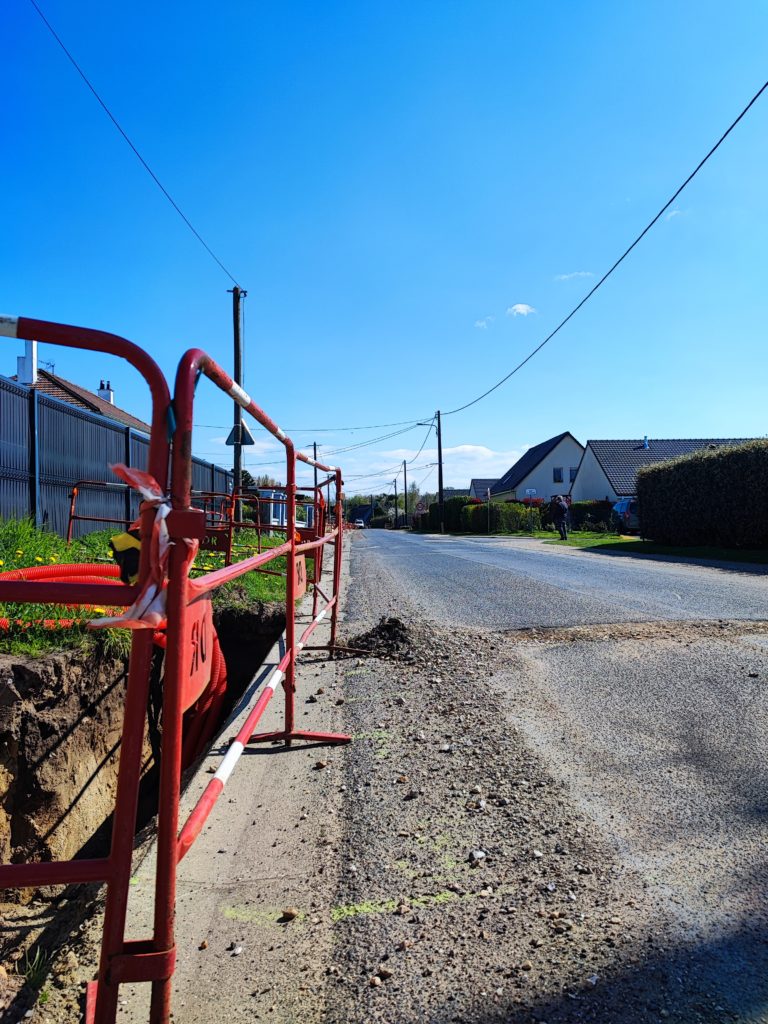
[0,520,298,657]
[542,530,768,565]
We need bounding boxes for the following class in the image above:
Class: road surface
[354,530,767,629]
[351,531,768,1018]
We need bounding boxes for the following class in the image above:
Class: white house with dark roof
[491,432,584,502]
[569,438,753,502]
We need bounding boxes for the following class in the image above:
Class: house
[443,487,470,499]
[12,367,151,434]
[491,432,584,502]
[469,478,497,499]
[569,438,754,502]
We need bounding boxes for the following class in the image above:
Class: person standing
[551,495,569,541]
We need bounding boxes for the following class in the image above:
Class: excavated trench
[0,601,284,933]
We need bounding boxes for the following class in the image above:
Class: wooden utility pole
[229,286,247,520]
[436,409,444,533]
[402,459,408,529]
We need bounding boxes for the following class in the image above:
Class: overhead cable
[444,78,768,417]
[27,0,242,287]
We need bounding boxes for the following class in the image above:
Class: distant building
[569,438,754,501]
[469,478,497,499]
[492,432,583,502]
[12,368,151,434]
[443,487,470,499]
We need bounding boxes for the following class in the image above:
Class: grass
[0,519,126,657]
[541,530,768,564]
[0,519,308,657]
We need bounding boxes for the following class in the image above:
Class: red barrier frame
[0,319,349,1024]
[0,316,171,1024]
[129,348,349,1021]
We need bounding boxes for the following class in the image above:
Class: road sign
[225,422,256,446]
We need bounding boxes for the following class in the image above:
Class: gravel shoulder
[325,534,768,1024]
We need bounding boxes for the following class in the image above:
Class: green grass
[0,520,125,657]
[0,520,309,657]
[541,531,638,548]
[542,530,768,564]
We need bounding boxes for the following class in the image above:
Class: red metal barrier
[0,319,349,1024]
[0,315,171,1023]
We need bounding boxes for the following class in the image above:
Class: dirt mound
[345,616,412,658]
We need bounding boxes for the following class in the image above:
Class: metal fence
[0,374,232,537]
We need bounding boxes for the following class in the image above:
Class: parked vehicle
[612,497,639,533]
[353,519,366,529]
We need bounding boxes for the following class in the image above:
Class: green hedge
[636,440,768,547]
[460,501,541,534]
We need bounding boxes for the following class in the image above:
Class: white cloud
[554,271,594,281]
[474,315,495,329]
[665,209,683,221]
[506,303,536,317]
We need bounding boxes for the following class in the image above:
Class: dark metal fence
[0,375,232,537]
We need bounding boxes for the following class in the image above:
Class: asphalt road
[355,530,768,628]
[352,531,768,1018]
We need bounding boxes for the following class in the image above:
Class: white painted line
[0,316,19,338]
[214,740,244,785]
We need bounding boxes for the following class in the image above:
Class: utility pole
[402,459,408,529]
[229,286,247,521]
[393,477,398,530]
[436,409,444,534]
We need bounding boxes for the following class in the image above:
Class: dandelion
[0,560,3,566]
[35,556,43,563]
[15,549,23,556]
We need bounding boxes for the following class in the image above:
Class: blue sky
[3,1,767,491]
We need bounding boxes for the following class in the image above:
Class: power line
[444,78,768,417]
[27,0,241,287]
[192,416,429,433]
[408,418,435,465]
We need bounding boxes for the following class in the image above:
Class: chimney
[643,435,649,450]
[98,379,115,405]
[16,340,38,385]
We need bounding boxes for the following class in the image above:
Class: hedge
[636,440,768,547]
[460,501,541,534]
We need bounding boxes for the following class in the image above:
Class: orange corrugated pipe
[0,563,119,582]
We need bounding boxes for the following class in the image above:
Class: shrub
[637,440,768,547]
[460,501,540,534]
[369,515,388,529]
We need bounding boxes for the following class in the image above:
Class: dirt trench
[0,599,285,997]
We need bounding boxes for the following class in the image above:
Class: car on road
[612,497,639,534]
[353,519,366,529]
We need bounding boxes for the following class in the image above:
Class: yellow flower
[15,549,23,555]
[0,560,4,566]
[35,556,43,563]
[93,606,107,614]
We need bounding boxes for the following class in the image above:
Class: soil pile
[346,616,412,659]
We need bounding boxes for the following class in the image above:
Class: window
[553,467,563,483]
[569,466,578,482]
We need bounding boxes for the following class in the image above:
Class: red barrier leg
[147,540,190,1023]
[92,631,156,1022]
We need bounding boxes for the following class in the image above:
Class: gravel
[322,534,768,1022]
